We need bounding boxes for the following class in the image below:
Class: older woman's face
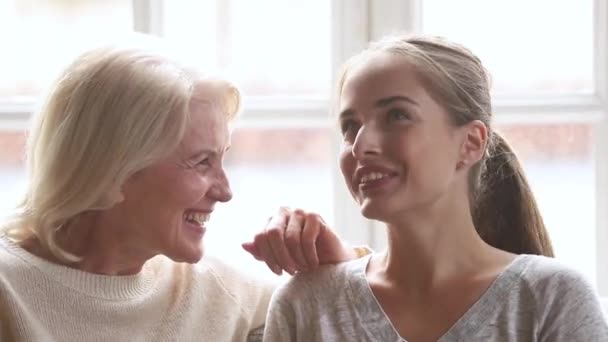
[117,100,232,263]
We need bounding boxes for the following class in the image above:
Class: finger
[268,206,290,227]
[265,207,297,273]
[265,221,297,275]
[241,242,263,261]
[253,232,283,275]
[300,213,321,269]
[284,210,308,270]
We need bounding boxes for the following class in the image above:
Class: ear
[457,120,488,170]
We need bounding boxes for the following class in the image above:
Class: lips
[183,210,212,237]
[353,165,397,188]
[184,212,210,226]
[184,219,206,238]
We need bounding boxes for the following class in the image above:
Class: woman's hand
[242,207,358,275]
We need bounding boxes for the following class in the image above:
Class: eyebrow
[189,145,231,159]
[375,95,419,108]
[188,149,213,161]
[339,95,419,120]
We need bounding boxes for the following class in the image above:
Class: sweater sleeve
[538,265,608,341]
[262,289,298,342]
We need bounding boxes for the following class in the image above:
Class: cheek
[182,176,211,201]
[339,148,356,188]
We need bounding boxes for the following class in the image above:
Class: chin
[360,201,386,221]
[168,243,204,264]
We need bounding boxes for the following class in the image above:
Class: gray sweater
[263,254,608,341]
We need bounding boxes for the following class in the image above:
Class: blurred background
[0,0,606,303]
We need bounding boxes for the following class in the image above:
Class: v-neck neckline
[347,254,530,341]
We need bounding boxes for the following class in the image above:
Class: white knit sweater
[0,235,275,342]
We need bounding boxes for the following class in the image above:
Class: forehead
[340,52,425,107]
[181,100,230,150]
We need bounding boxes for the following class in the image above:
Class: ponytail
[472,132,554,257]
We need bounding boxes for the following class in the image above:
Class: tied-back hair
[337,34,554,257]
[474,132,553,255]
[1,38,241,262]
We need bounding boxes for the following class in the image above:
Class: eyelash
[340,108,410,138]
[340,120,359,136]
[387,108,410,121]
[196,158,211,168]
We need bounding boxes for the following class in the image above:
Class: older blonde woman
[0,40,358,341]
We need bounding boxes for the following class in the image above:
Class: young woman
[261,34,608,341]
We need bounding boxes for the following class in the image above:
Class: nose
[351,125,381,159]
[209,168,233,203]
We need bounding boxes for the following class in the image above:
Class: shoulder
[516,255,596,297]
[195,255,277,314]
[513,255,607,337]
[271,255,370,308]
[0,235,28,283]
[197,255,277,297]
[264,255,376,340]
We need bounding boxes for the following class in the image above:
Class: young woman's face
[117,99,232,263]
[338,52,476,223]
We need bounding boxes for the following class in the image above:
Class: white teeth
[184,213,210,225]
[360,172,388,183]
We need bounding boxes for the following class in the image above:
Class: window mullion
[593,0,608,296]
[330,0,374,244]
[132,0,163,36]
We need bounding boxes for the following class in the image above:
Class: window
[0,1,606,298]
[422,0,593,96]
[496,122,596,281]
[0,0,134,219]
[0,131,26,218]
[0,0,133,100]
[162,0,331,97]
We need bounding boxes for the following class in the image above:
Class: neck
[370,193,511,295]
[22,213,153,276]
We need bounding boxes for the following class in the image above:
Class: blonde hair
[336,34,553,257]
[2,42,241,262]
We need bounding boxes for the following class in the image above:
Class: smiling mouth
[359,172,391,184]
[357,172,396,194]
[184,212,210,226]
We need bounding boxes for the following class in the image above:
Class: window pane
[422,0,593,96]
[162,0,331,97]
[0,0,133,100]
[0,131,27,219]
[205,126,333,273]
[496,122,595,282]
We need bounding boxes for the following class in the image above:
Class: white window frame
[0,0,605,300]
